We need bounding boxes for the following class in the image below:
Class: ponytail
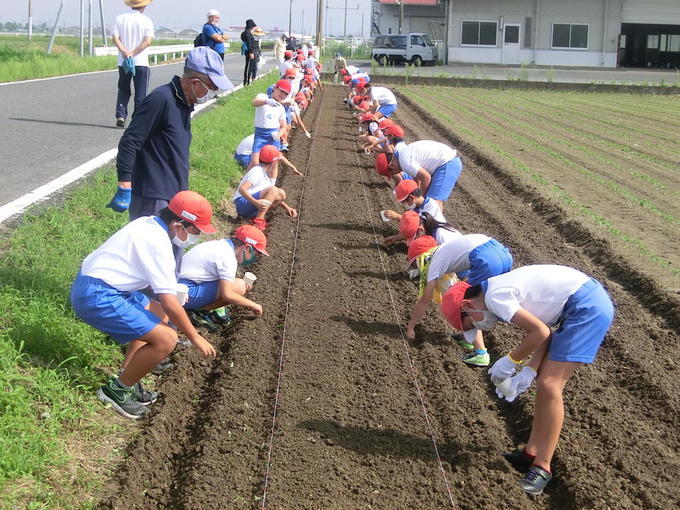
[420,212,458,236]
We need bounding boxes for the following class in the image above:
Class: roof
[379,0,440,5]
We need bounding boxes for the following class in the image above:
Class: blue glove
[122,57,136,76]
[107,187,131,213]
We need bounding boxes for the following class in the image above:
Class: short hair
[159,207,190,227]
[464,284,483,299]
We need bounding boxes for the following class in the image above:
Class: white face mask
[172,225,200,248]
[405,202,417,210]
[469,310,499,331]
[194,80,217,104]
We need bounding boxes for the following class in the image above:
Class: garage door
[622,0,680,25]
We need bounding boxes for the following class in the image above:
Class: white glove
[271,131,280,141]
[496,366,537,403]
[488,355,519,385]
[305,131,311,139]
[266,98,280,107]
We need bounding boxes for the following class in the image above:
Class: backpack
[193,32,205,47]
[241,41,249,55]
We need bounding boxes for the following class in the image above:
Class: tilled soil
[96,86,680,510]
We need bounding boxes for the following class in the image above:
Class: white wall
[622,0,680,25]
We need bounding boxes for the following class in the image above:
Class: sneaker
[519,465,552,495]
[209,306,231,325]
[152,358,174,375]
[449,332,474,351]
[97,378,149,420]
[281,143,289,152]
[187,309,219,332]
[133,381,159,405]
[462,351,490,367]
[503,449,535,473]
[251,218,267,231]
[116,117,125,128]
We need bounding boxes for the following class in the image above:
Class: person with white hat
[111,0,155,128]
[202,9,229,60]
[109,46,233,221]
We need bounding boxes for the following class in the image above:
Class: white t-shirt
[345,65,359,75]
[370,86,397,106]
[434,226,462,245]
[81,216,176,295]
[368,121,379,135]
[254,93,286,129]
[112,10,154,67]
[416,197,445,223]
[427,234,491,282]
[236,134,254,156]
[484,265,591,326]
[233,165,276,200]
[398,140,458,177]
[279,61,293,77]
[179,239,238,283]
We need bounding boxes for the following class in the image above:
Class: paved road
[349,59,680,84]
[0,53,275,207]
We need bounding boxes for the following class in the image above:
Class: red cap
[407,235,438,264]
[284,67,298,77]
[168,190,216,234]
[352,95,363,105]
[234,225,269,256]
[297,49,304,54]
[379,118,394,128]
[259,144,282,163]
[375,153,390,177]
[356,85,366,94]
[275,79,292,94]
[394,179,418,202]
[399,211,420,241]
[308,49,315,55]
[384,125,404,139]
[284,50,293,58]
[340,68,348,75]
[296,54,304,61]
[440,282,472,331]
[359,113,374,123]
[343,75,351,84]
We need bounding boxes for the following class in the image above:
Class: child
[440,265,614,494]
[404,233,514,367]
[361,82,397,119]
[179,225,268,320]
[399,210,461,246]
[382,179,446,242]
[233,134,302,173]
[232,144,298,231]
[70,191,218,419]
[250,79,291,168]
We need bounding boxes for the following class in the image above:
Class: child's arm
[158,293,216,357]
[415,169,432,194]
[383,233,405,246]
[279,200,298,218]
[217,280,263,315]
[406,281,437,339]
[509,308,552,363]
[281,155,303,176]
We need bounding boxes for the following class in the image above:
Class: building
[371,0,680,68]
[372,1,446,40]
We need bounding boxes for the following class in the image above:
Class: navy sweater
[116,76,193,200]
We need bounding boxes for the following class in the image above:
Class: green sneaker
[462,351,491,367]
[187,310,218,332]
[133,381,158,406]
[209,306,231,325]
[97,378,149,420]
[449,332,474,350]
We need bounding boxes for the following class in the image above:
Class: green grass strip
[0,75,271,509]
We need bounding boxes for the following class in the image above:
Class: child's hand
[406,325,416,339]
[192,336,216,358]
[251,303,263,316]
[384,210,401,220]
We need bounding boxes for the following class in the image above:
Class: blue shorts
[70,273,160,344]
[234,191,262,218]
[179,278,219,310]
[427,157,462,202]
[252,127,281,154]
[548,279,614,363]
[285,107,294,125]
[461,239,513,285]
[234,152,251,168]
[378,103,397,117]
[400,172,413,181]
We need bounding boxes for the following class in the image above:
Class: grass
[0,75,272,508]
[0,35,193,83]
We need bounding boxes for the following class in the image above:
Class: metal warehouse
[371,0,680,68]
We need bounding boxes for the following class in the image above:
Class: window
[462,21,497,46]
[647,35,659,49]
[669,35,680,53]
[422,34,433,47]
[552,23,589,49]
[504,25,520,44]
[389,35,407,49]
[411,35,425,46]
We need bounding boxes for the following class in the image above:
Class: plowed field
[96,86,680,510]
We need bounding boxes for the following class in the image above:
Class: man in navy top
[108,46,233,220]
[202,9,229,60]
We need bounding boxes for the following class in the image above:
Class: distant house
[155,26,177,38]
[179,29,199,38]
[371,0,680,68]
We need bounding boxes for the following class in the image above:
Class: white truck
[371,33,438,66]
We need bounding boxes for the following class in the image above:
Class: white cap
[207,9,220,18]
[283,32,289,38]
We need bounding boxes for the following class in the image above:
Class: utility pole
[28,0,33,40]
[315,0,323,48]
[88,0,93,56]
[343,0,347,40]
[397,0,404,34]
[302,10,305,39]
[98,0,107,46]
[47,0,66,54]
[288,0,293,36]
[80,0,84,56]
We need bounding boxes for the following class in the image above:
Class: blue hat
[185,47,233,91]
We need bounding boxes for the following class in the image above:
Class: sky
[2,0,373,37]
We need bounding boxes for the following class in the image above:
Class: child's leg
[524,360,580,471]
[256,187,280,219]
[118,323,178,387]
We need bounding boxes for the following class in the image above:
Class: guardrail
[93,44,193,64]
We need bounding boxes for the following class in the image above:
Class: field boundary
[396,91,680,330]
[323,73,680,94]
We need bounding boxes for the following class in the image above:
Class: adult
[334,53,347,82]
[440,266,614,495]
[111,0,154,128]
[202,9,229,60]
[71,191,218,419]
[285,33,298,51]
[273,33,288,63]
[108,46,233,220]
[241,19,261,85]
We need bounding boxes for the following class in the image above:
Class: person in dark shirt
[240,19,260,85]
[108,46,233,220]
